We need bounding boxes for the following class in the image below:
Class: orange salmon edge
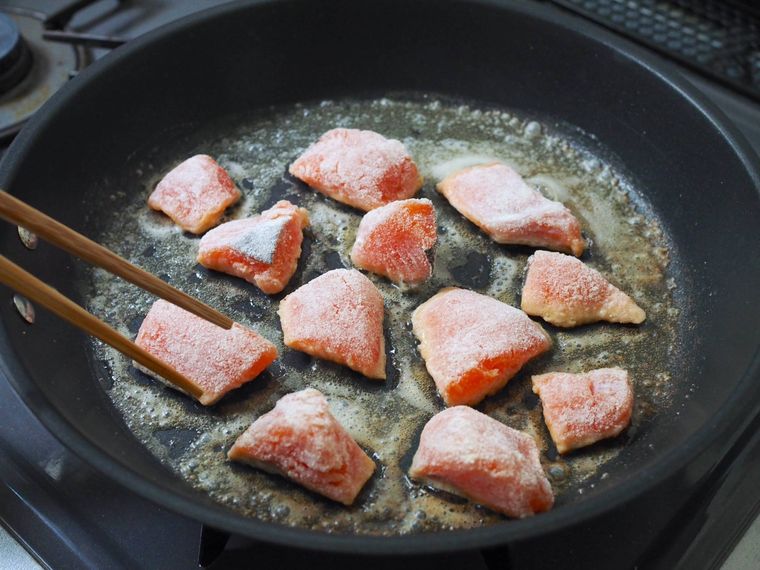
[147,154,241,234]
[436,162,584,255]
[409,406,553,518]
[350,198,437,285]
[532,367,634,454]
[133,299,277,405]
[197,200,310,294]
[228,388,376,505]
[278,269,386,379]
[521,250,646,328]
[411,288,551,407]
[288,128,422,212]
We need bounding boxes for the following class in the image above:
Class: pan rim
[1,0,760,555]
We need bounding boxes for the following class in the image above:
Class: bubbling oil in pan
[85,96,679,535]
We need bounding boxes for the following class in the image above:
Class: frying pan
[1,0,759,561]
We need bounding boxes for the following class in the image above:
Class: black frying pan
[0,0,759,559]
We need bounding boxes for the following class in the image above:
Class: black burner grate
[551,0,760,102]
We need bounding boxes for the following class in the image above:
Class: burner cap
[0,8,83,141]
[0,13,32,94]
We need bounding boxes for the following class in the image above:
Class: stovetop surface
[0,1,759,569]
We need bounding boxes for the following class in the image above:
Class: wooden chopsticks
[0,255,204,399]
[0,190,233,400]
[0,191,232,329]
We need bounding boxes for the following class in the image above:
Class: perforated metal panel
[551,0,760,102]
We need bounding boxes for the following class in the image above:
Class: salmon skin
[289,128,423,211]
[133,300,277,405]
[532,368,634,454]
[278,269,386,379]
[437,163,585,256]
[197,200,309,294]
[228,388,376,505]
[350,198,437,285]
[521,250,646,327]
[412,288,551,406]
[148,154,241,234]
[409,406,554,518]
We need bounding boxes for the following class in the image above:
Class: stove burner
[0,7,86,141]
[0,14,32,94]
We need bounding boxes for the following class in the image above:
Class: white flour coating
[412,288,551,398]
[289,128,419,210]
[522,251,646,327]
[410,406,553,518]
[532,368,634,453]
[437,163,578,236]
[134,299,276,404]
[234,217,289,264]
[82,96,680,536]
[147,154,241,233]
[278,269,386,379]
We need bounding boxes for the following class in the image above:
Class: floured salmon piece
[350,198,437,285]
[148,154,241,234]
[532,368,634,454]
[229,388,375,505]
[134,299,277,405]
[412,288,551,406]
[409,406,553,518]
[197,200,309,294]
[288,128,423,211]
[436,163,585,256]
[521,250,646,327]
[278,269,386,379]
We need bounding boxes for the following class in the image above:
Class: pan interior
[82,94,682,536]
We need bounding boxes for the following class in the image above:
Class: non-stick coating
[0,0,759,555]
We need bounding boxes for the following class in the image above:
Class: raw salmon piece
[197,200,309,294]
[532,368,634,454]
[409,406,553,518]
[288,128,423,211]
[350,198,437,285]
[278,269,386,379]
[436,163,585,256]
[148,155,241,234]
[412,288,551,406]
[228,388,375,505]
[134,299,277,405]
[521,250,646,327]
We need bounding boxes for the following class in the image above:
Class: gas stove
[0,1,758,569]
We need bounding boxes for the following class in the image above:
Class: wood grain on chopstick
[0,190,233,329]
[0,255,203,399]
